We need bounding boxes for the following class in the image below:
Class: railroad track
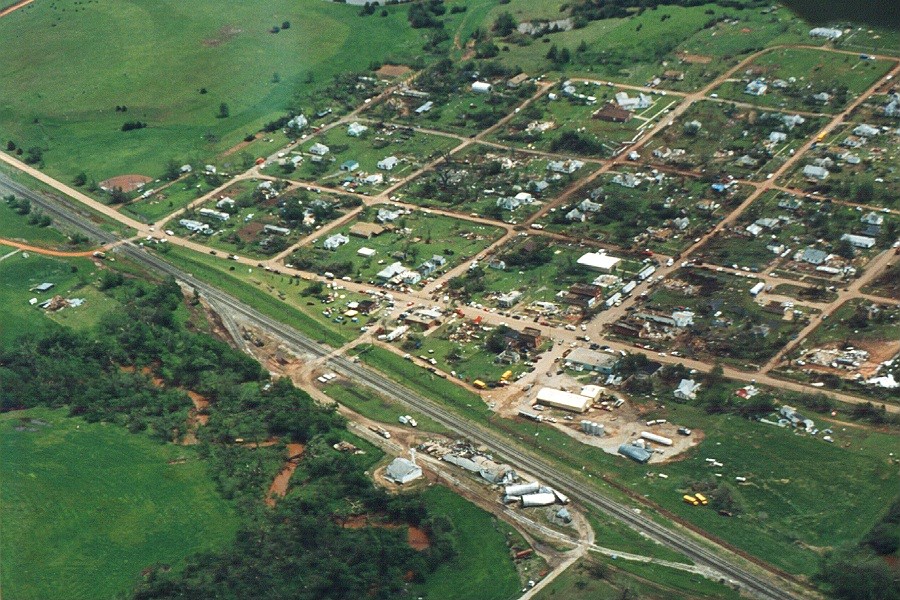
[1,173,799,599]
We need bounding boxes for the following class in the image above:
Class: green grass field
[0,198,69,246]
[415,486,521,600]
[321,380,450,435]
[0,0,428,184]
[0,252,118,348]
[0,408,238,600]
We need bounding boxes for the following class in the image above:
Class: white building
[576,251,621,272]
[674,379,700,401]
[309,142,330,156]
[347,122,368,137]
[536,388,591,413]
[385,457,422,484]
[323,233,349,250]
[472,81,492,93]
[377,156,399,171]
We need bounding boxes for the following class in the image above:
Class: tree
[164,159,181,181]
[492,11,517,37]
[72,171,87,187]
[24,146,43,165]
[218,103,230,119]
[108,187,128,205]
[281,20,290,29]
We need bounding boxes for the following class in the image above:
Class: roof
[576,252,621,271]
[593,103,632,122]
[385,458,422,483]
[567,348,618,369]
[618,444,652,463]
[536,388,591,412]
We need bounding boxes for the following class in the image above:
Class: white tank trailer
[640,431,673,446]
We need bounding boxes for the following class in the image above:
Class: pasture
[0,0,427,184]
[0,407,238,600]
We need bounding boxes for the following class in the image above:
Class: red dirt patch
[407,526,431,551]
[237,221,264,242]
[265,443,306,507]
[679,52,713,65]
[375,64,412,78]
[100,174,152,193]
[203,25,242,47]
[221,133,260,158]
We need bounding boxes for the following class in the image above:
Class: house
[199,208,230,221]
[520,327,542,349]
[745,80,768,96]
[340,160,359,172]
[349,222,385,238]
[783,114,806,129]
[671,310,694,327]
[376,208,402,223]
[363,173,384,185]
[287,114,308,130]
[862,212,885,226]
[853,124,879,137]
[593,103,632,123]
[377,262,407,281]
[885,95,900,118]
[769,131,788,143]
[179,164,192,174]
[674,379,701,401]
[802,165,829,180]
[507,73,529,88]
[812,92,831,104]
[614,91,653,110]
[418,255,446,276]
[323,233,349,250]
[263,225,291,236]
[415,100,434,114]
[497,196,522,211]
[216,197,235,209]
[562,283,604,309]
[347,122,368,137]
[576,251,621,272]
[402,271,422,286]
[547,159,584,174]
[841,233,876,249]
[566,208,585,222]
[309,142,330,156]
[357,247,376,258]
[471,81,492,93]
[530,180,550,193]
[797,247,828,265]
[673,217,690,230]
[612,173,639,188]
[377,156,399,171]
[578,199,603,213]
[780,405,815,431]
[497,290,523,308]
[809,27,842,39]
[179,219,210,233]
[778,196,803,210]
[385,457,422,484]
[663,70,684,81]
[566,348,619,374]
[514,192,533,204]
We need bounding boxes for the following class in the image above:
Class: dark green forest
[0,276,458,599]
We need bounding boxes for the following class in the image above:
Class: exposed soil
[100,174,152,193]
[0,0,35,19]
[0,237,99,257]
[203,25,242,47]
[407,526,431,550]
[339,515,431,550]
[679,52,713,64]
[221,133,260,158]
[237,221,264,242]
[265,443,306,507]
[375,64,412,78]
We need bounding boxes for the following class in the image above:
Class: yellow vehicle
[816,131,827,142]
[473,380,487,390]
[694,493,709,505]
[683,495,700,506]
[501,370,513,381]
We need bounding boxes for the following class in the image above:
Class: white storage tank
[505,482,541,497]
[521,493,556,507]
[640,431,673,446]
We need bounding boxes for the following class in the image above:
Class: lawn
[532,556,742,600]
[320,379,450,435]
[713,48,896,113]
[641,100,826,179]
[536,170,748,254]
[122,171,222,224]
[156,244,358,346]
[286,207,503,283]
[0,407,239,600]
[491,84,678,157]
[279,123,459,192]
[0,253,118,348]
[0,0,429,184]
[414,486,521,600]
[0,197,70,247]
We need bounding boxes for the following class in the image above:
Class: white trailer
[621,281,637,295]
[521,493,556,507]
[640,431,673,446]
[605,292,622,307]
[638,266,656,281]
[552,489,570,504]
[750,281,765,296]
[505,482,541,497]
